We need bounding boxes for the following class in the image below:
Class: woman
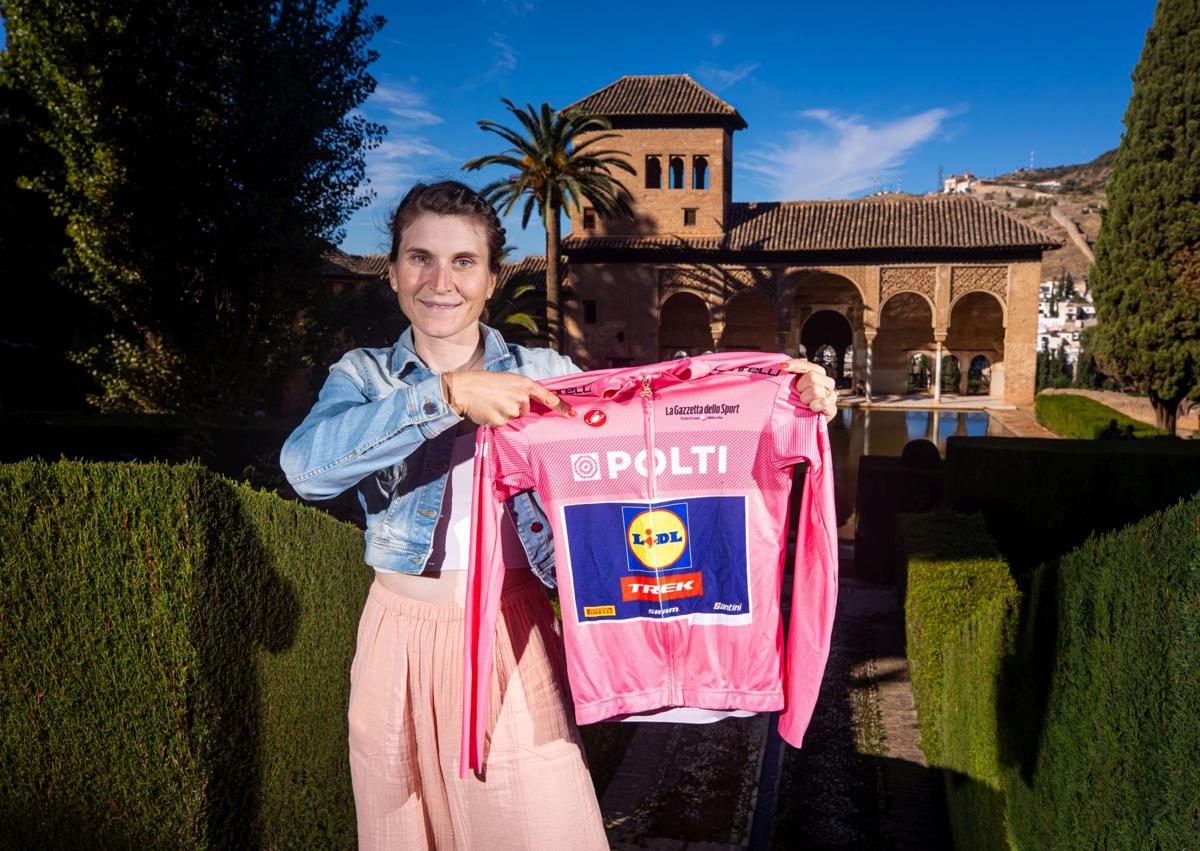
[280,181,838,850]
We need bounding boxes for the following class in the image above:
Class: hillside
[945,149,1116,285]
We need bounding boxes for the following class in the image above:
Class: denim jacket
[279,322,580,586]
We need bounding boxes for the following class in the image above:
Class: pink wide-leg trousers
[347,576,609,850]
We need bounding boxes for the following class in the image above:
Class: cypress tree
[1089,0,1200,435]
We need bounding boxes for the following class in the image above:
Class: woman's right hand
[443,370,576,427]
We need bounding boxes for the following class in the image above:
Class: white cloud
[695,61,759,91]
[368,81,443,127]
[488,33,518,78]
[741,107,954,199]
[363,136,454,200]
[709,32,725,47]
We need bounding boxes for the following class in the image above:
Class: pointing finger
[531,384,576,418]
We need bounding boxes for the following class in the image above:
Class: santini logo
[569,446,728,482]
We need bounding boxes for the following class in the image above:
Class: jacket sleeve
[460,425,534,777]
[278,355,462,500]
[772,380,839,748]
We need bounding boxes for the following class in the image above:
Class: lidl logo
[583,605,616,618]
[622,503,693,573]
[621,571,704,601]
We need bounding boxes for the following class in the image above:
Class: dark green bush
[1001,491,1200,848]
[943,435,1200,575]
[897,509,1015,766]
[0,461,370,849]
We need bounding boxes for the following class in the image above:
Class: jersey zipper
[639,373,675,700]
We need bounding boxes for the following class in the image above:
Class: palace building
[325,74,1058,408]
[558,74,1057,407]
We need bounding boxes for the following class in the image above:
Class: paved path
[1050,205,1094,263]
[596,540,949,849]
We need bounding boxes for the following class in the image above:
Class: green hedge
[1034,393,1169,439]
[0,461,370,849]
[1001,491,1200,848]
[943,435,1200,575]
[897,509,1016,767]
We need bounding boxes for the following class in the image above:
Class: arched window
[645,155,662,189]
[692,156,708,190]
[669,156,685,189]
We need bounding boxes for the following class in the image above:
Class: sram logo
[621,571,704,601]
[569,446,728,482]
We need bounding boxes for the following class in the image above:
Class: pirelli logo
[583,605,616,618]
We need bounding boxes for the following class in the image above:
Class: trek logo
[584,409,607,427]
[569,446,728,482]
[622,503,693,573]
[621,571,704,601]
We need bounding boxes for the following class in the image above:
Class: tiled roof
[563,196,1060,253]
[320,248,388,278]
[563,75,748,129]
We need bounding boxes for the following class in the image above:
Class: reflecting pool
[822,407,1008,529]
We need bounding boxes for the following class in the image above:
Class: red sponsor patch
[620,571,704,602]
[584,409,607,427]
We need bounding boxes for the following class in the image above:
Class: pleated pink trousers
[347,576,609,850]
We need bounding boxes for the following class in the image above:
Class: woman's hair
[386,180,507,275]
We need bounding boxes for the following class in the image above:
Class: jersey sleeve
[772,377,840,748]
[460,425,532,777]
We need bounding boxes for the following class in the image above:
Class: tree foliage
[463,99,634,351]
[1,0,385,414]
[1089,0,1200,433]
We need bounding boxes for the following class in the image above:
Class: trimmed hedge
[943,435,1200,575]
[897,509,1016,767]
[0,461,370,849]
[1034,392,1169,439]
[901,493,1200,849]
[1001,491,1200,848]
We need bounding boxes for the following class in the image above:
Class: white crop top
[377,426,529,574]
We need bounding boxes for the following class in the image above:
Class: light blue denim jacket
[279,322,580,586]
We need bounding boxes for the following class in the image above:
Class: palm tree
[464,99,634,351]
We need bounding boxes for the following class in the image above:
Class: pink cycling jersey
[461,351,838,777]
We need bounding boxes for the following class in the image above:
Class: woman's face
[389,212,496,346]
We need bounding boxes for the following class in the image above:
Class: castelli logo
[584,409,607,427]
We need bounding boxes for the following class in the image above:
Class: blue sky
[2,1,1161,260]
[347,0,1157,259]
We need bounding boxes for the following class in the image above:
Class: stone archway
[947,291,1005,398]
[721,290,776,352]
[801,309,854,384]
[873,292,935,394]
[658,291,713,361]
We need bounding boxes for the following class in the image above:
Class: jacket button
[423,401,438,415]
[529,522,543,533]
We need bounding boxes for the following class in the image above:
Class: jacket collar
[389,322,513,378]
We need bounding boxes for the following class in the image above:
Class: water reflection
[822,407,1004,528]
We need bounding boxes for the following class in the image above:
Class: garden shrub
[1000,491,1200,848]
[0,460,369,849]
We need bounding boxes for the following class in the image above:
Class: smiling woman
[279,179,837,849]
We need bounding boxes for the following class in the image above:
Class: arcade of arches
[565,261,1041,406]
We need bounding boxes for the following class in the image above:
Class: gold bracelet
[441,372,463,417]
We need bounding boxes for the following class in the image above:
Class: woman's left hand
[779,359,838,424]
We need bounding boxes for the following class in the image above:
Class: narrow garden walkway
[596,539,950,848]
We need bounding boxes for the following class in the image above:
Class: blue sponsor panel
[563,496,750,622]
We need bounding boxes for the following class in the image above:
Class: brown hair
[387,180,506,275]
